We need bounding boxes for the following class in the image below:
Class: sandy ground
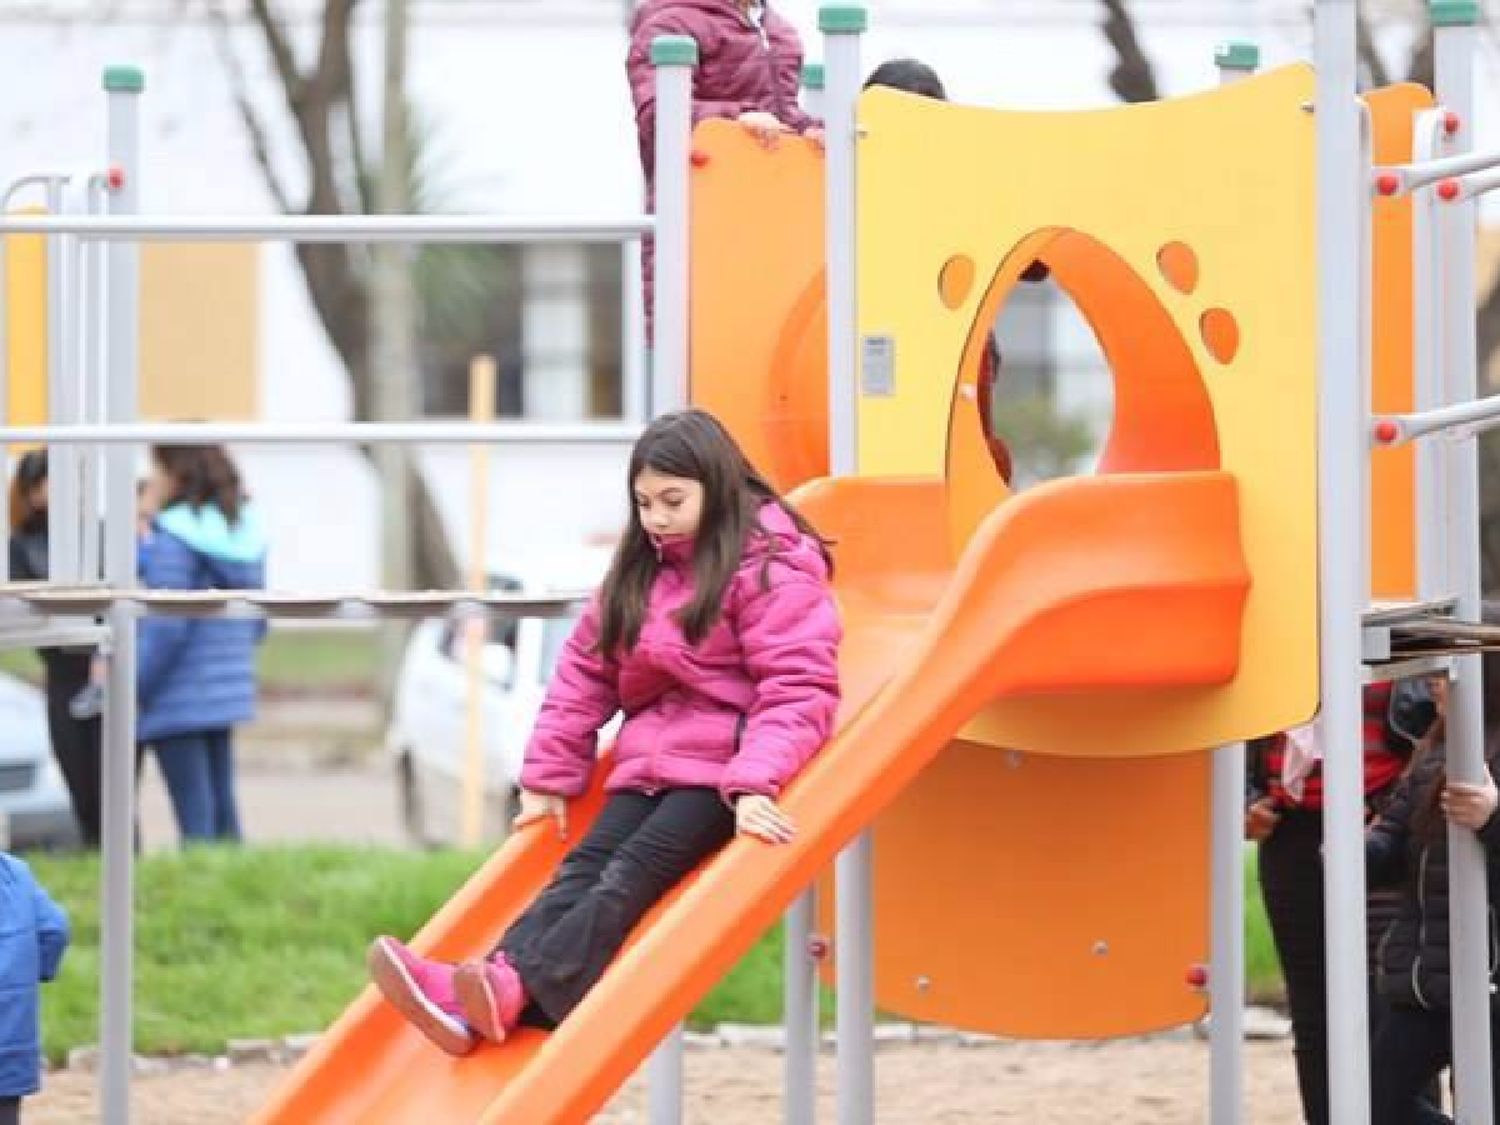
[27,1038,1305,1123]
[81,763,1307,1122]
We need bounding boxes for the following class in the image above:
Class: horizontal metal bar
[0,214,653,243]
[1447,167,1500,202]
[2,171,72,211]
[1375,148,1500,197]
[1364,596,1460,627]
[0,623,111,651]
[1363,653,1454,683]
[0,421,643,446]
[1373,392,1500,446]
[0,587,589,621]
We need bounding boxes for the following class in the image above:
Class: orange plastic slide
[254,471,1247,1125]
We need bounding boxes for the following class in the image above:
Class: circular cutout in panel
[939,255,976,310]
[1156,242,1200,295]
[1201,308,1241,364]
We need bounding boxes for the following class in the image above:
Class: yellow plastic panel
[856,67,1320,751]
[4,212,47,426]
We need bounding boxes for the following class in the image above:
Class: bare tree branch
[1407,27,1435,89]
[206,1,292,211]
[1099,0,1158,104]
[245,0,303,105]
[1356,10,1392,89]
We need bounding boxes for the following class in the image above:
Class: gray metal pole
[784,43,829,1101]
[823,6,870,1124]
[647,35,696,416]
[1314,4,1374,1122]
[801,61,826,121]
[1412,110,1450,601]
[1432,5,1495,1122]
[622,238,648,422]
[45,176,80,586]
[79,176,109,585]
[784,890,820,1125]
[1208,47,1256,1125]
[0,214,654,243]
[644,35,696,1125]
[99,64,142,1125]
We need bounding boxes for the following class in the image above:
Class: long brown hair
[153,444,247,525]
[8,449,47,533]
[596,409,830,655]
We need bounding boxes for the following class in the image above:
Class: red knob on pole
[1375,172,1401,197]
[689,150,710,168]
[1373,419,1401,445]
[808,935,830,961]
[1185,964,1209,989]
[1444,111,1462,136]
[106,166,126,190]
[1437,178,1461,202]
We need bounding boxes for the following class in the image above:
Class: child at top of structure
[626,1,819,337]
[626,0,818,179]
[369,407,842,1054]
[0,851,70,1125]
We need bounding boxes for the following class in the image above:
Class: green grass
[30,846,488,1059]
[1246,847,1283,1002]
[0,627,383,695]
[27,845,1286,1060]
[26,846,792,1060]
[254,627,382,695]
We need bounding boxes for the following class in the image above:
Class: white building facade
[0,0,1483,588]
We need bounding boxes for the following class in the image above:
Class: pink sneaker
[367,936,476,1057]
[454,954,527,1044]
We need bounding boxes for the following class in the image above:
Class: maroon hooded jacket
[627,0,815,335]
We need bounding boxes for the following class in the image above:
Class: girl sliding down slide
[369,408,841,1053]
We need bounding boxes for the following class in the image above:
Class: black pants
[495,788,736,1028]
[43,654,101,848]
[1372,1005,1500,1124]
[0,1093,20,1125]
[1260,809,1435,1124]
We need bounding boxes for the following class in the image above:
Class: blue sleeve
[32,880,69,982]
[136,534,197,706]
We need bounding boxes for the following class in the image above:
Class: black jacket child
[1367,746,1500,1011]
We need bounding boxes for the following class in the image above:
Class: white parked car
[0,672,81,850]
[387,549,614,848]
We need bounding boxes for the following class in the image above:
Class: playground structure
[5,2,1500,1123]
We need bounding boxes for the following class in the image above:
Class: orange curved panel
[823,741,1210,1038]
[688,120,826,493]
[1367,83,1431,598]
[257,471,1244,1122]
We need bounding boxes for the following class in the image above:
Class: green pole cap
[802,62,826,91]
[1214,41,1260,71]
[650,35,699,67]
[819,4,869,34]
[1431,0,1480,26]
[102,65,145,93]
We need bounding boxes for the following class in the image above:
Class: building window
[418,242,624,420]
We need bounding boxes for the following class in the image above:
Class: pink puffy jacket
[520,503,841,804]
[626,0,815,338]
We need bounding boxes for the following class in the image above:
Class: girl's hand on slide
[1443,770,1499,831]
[737,111,787,149]
[736,795,796,845]
[516,790,569,839]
